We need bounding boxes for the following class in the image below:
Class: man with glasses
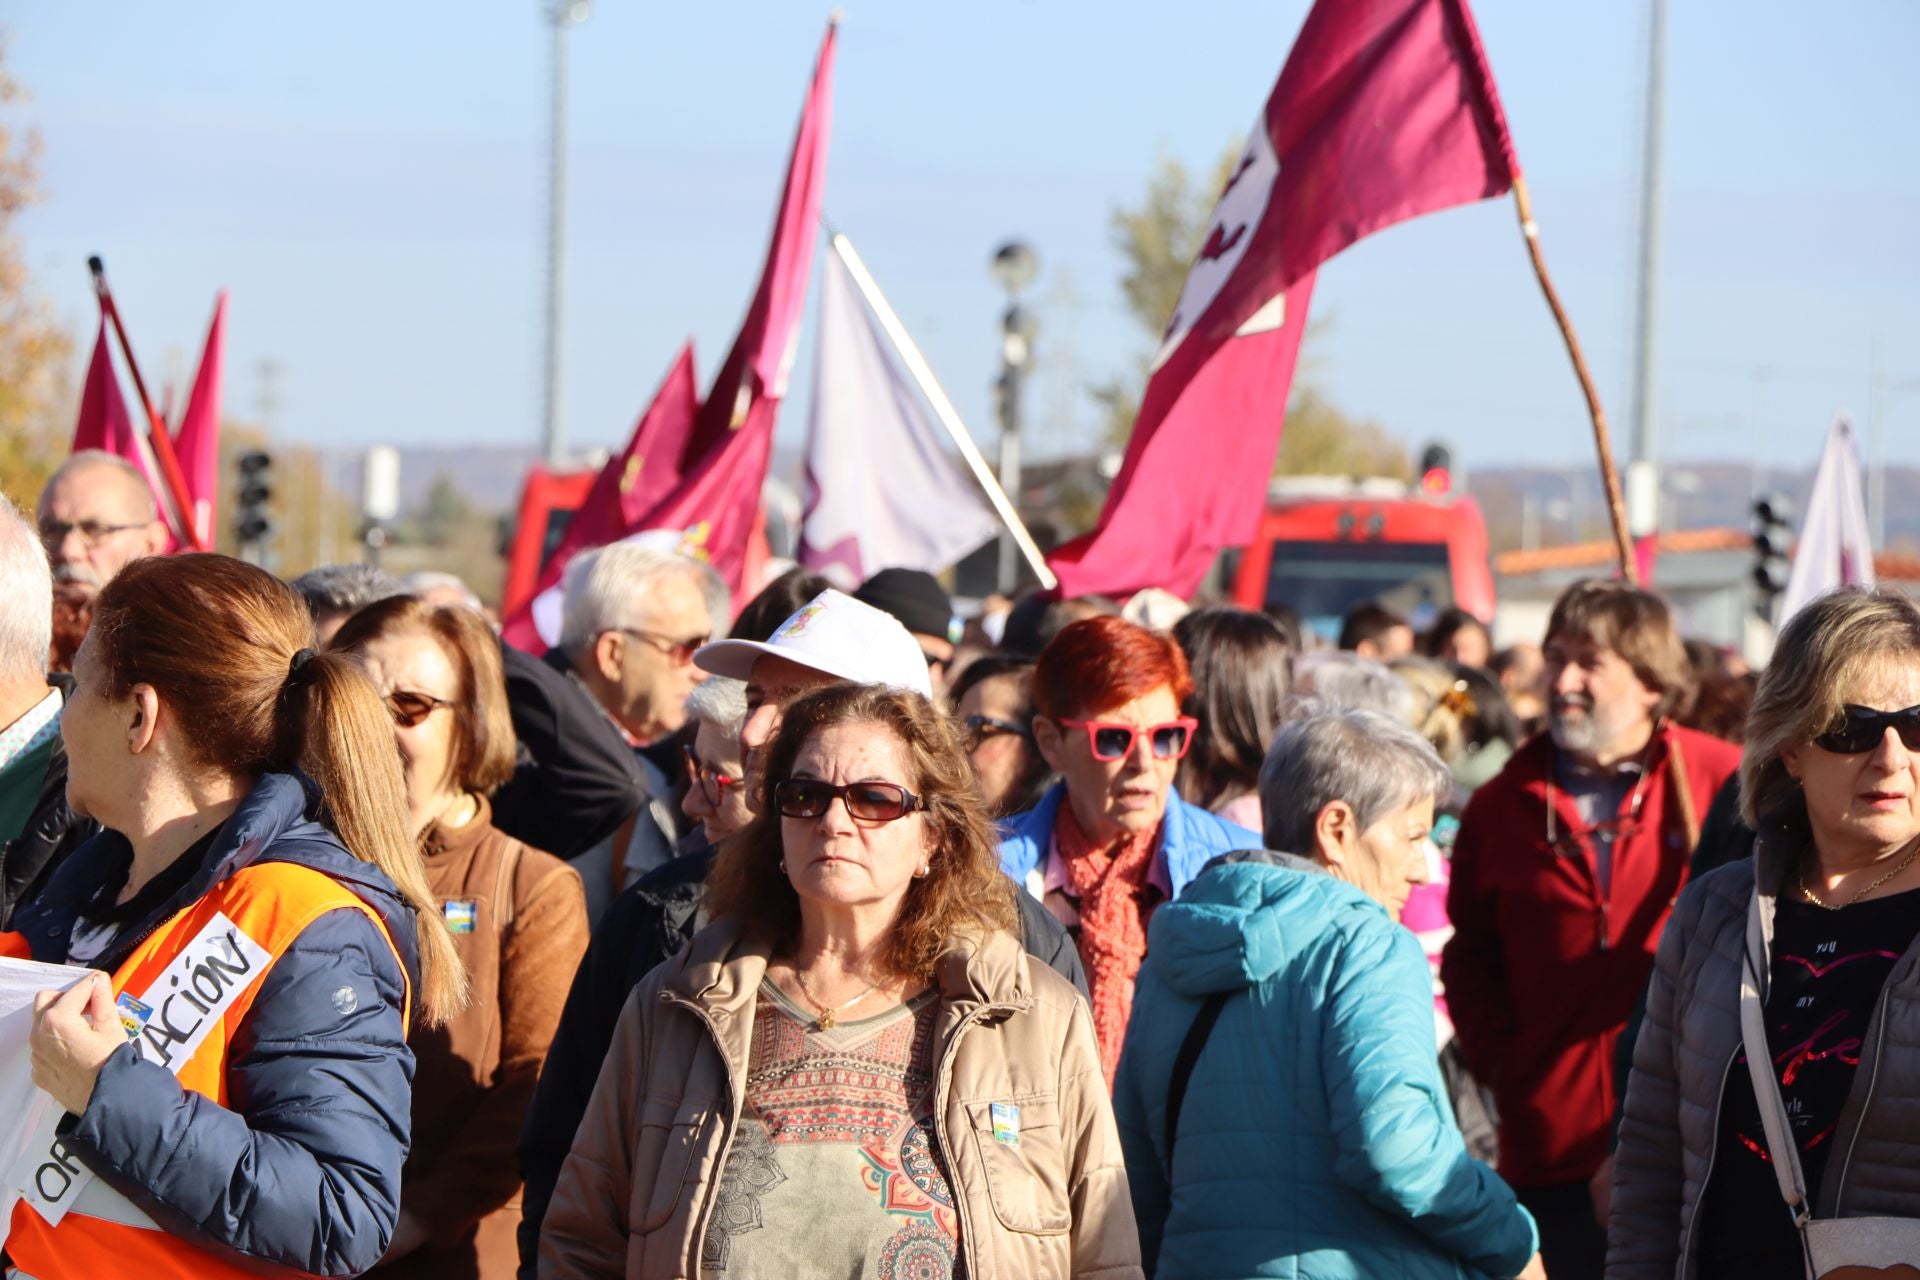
[36,451,168,668]
[998,614,1257,1083]
[1440,580,1739,1280]
[949,654,1053,818]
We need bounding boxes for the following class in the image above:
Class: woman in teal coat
[1113,708,1543,1280]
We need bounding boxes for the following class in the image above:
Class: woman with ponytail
[3,553,466,1280]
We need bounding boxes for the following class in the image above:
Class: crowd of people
[0,447,1916,1279]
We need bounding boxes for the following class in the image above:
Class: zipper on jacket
[929,1002,1017,1275]
[1829,984,1892,1218]
[1679,1043,1741,1275]
[661,990,744,1269]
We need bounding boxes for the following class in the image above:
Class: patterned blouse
[701,981,962,1280]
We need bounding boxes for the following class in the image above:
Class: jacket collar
[999,780,1237,892]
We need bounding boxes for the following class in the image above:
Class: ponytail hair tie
[287,647,318,685]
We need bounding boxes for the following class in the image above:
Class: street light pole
[990,241,1038,596]
[540,1,589,470]
[1626,0,1667,539]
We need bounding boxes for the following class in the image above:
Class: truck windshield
[1265,541,1452,639]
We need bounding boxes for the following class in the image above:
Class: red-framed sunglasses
[1056,716,1198,762]
[682,745,744,806]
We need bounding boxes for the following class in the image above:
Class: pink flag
[1049,0,1518,599]
[501,344,701,651]
[174,292,227,547]
[682,19,835,468]
[70,317,168,513]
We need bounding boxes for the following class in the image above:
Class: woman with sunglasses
[1610,587,1920,1276]
[948,655,1054,818]
[333,596,589,1280]
[999,616,1257,1084]
[539,681,1142,1279]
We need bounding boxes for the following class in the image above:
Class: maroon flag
[173,292,227,547]
[683,18,836,467]
[70,317,169,518]
[1049,0,1519,599]
[500,344,700,651]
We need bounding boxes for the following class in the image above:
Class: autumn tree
[0,38,73,508]
[1094,146,1408,481]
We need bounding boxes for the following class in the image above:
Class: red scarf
[1055,801,1160,1087]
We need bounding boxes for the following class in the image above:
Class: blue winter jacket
[1113,852,1536,1280]
[998,782,1257,899]
[8,771,421,1277]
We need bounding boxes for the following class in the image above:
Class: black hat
[855,568,958,644]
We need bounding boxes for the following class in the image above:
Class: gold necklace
[791,967,879,1030]
[1799,841,1920,910]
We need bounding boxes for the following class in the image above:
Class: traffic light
[1418,441,1454,497]
[236,450,274,549]
[1752,492,1793,615]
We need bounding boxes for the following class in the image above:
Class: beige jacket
[538,917,1142,1280]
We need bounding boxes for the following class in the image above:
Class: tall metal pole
[1625,0,1667,540]
[541,3,587,469]
[1869,335,1886,551]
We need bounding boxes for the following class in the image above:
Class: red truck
[1223,477,1495,639]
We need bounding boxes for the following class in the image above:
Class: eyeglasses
[963,714,1030,751]
[386,689,455,728]
[682,744,744,806]
[1056,716,1198,762]
[38,519,148,547]
[615,628,710,664]
[773,778,925,825]
[1814,703,1920,755]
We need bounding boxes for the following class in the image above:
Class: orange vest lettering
[5,861,409,1280]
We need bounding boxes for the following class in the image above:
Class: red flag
[628,398,779,595]
[1049,0,1519,599]
[70,317,169,518]
[682,18,835,468]
[174,292,227,547]
[500,344,700,651]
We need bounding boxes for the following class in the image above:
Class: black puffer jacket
[514,842,1090,1278]
[0,681,96,927]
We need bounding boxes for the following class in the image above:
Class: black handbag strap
[1163,990,1232,1157]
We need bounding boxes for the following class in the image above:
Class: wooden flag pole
[824,225,1059,591]
[87,256,204,551]
[1510,178,1638,585]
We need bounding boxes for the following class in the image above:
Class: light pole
[541,0,590,469]
[1626,0,1668,540]
[990,241,1038,595]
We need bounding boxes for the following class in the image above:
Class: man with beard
[35,451,168,669]
[1440,579,1737,1280]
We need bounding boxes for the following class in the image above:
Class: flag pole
[1510,180,1637,585]
[87,257,204,551]
[824,225,1059,591]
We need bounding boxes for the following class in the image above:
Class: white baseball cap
[694,589,934,698]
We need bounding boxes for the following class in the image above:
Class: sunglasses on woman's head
[1056,716,1198,762]
[1813,703,1920,755]
[773,778,924,824]
[386,690,453,728]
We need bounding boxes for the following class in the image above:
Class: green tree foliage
[1096,145,1408,481]
[0,40,74,509]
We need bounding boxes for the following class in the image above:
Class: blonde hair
[92,555,469,1026]
[1741,587,1920,827]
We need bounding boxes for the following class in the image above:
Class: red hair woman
[997,615,1259,1082]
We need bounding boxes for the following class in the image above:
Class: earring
[914,863,930,878]
[778,859,788,874]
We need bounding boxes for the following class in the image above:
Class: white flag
[798,250,998,591]
[1778,414,1875,625]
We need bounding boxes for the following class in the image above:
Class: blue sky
[9,1,1919,486]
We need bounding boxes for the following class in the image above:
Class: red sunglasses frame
[1055,716,1198,762]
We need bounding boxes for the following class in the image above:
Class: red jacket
[1440,722,1739,1188]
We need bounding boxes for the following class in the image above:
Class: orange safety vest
[4,860,411,1280]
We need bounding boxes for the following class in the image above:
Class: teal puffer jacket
[1113,852,1536,1280]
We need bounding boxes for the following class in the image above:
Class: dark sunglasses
[682,744,744,806]
[1814,703,1920,755]
[773,778,924,825]
[1056,716,1198,763]
[387,689,454,729]
[963,714,1030,751]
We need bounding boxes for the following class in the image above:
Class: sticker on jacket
[11,911,273,1226]
[442,899,477,934]
[990,1101,1021,1147]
